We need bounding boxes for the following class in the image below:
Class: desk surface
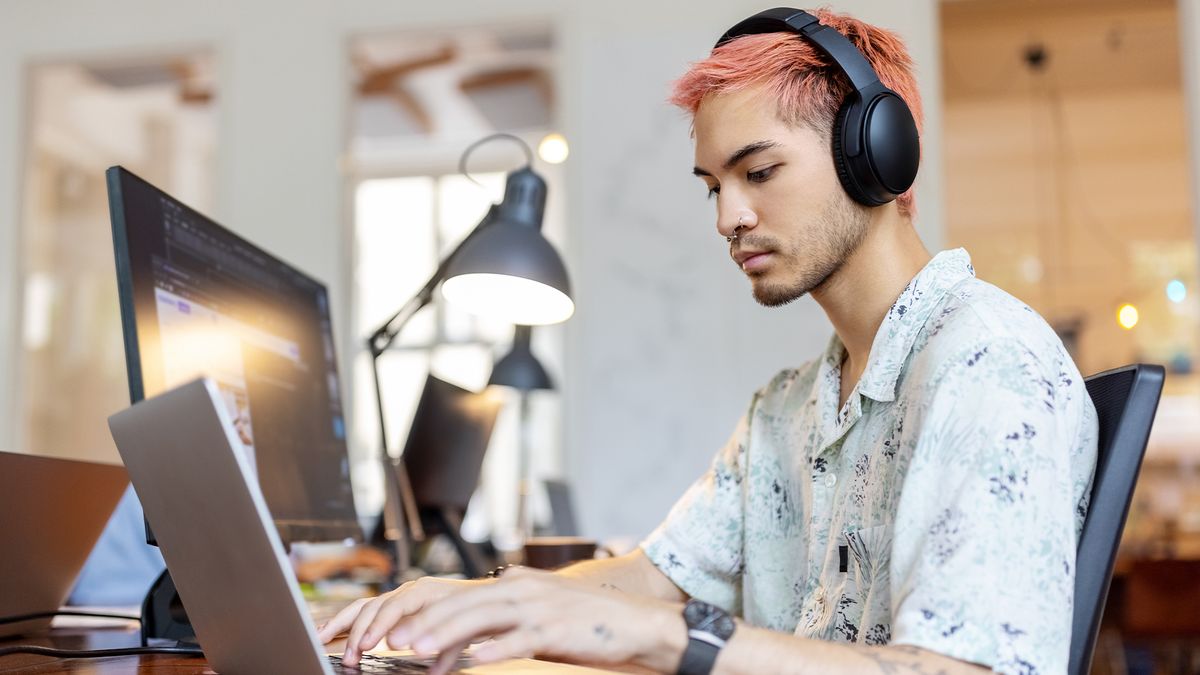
[0,624,199,673]
[0,625,624,674]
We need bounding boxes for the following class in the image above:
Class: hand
[316,576,489,666]
[296,545,393,583]
[383,567,685,674]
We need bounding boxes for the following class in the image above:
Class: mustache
[729,233,778,253]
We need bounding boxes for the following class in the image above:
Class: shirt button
[824,473,837,488]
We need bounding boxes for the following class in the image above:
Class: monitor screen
[107,166,360,544]
[402,375,502,512]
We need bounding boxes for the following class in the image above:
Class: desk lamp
[488,325,553,541]
[366,133,572,571]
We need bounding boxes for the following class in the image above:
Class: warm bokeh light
[1167,279,1187,304]
[442,273,574,325]
[537,133,569,164]
[1118,304,1140,330]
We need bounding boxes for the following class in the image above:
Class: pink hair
[671,8,923,218]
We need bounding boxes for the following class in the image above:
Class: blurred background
[1,0,1197,672]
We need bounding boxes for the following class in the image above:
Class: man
[320,8,1097,675]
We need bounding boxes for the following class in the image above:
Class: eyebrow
[692,140,779,177]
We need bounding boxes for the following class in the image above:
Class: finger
[316,599,363,642]
[317,598,369,643]
[426,641,470,675]
[472,629,540,664]
[360,580,443,650]
[408,599,524,657]
[343,598,385,666]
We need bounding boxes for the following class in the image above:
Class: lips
[733,249,772,267]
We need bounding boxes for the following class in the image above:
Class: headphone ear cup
[831,91,920,207]
[830,99,868,205]
[862,93,920,199]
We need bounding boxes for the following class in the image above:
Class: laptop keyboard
[328,653,471,673]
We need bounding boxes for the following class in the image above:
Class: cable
[0,644,203,659]
[0,610,141,626]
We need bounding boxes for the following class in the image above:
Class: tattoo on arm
[852,645,975,675]
[593,624,614,642]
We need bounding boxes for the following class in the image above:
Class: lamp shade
[488,325,553,391]
[441,167,574,326]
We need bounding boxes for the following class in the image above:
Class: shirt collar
[856,248,976,403]
[812,332,849,445]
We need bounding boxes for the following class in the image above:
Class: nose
[717,205,756,239]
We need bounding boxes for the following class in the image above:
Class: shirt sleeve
[639,394,758,615]
[888,337,1096,675]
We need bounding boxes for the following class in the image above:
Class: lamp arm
[365,205,498,357]
[364,204,499,566]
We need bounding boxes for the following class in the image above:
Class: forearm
[712,625,987,675]
[629,612,989,675]
[553,549,687,603]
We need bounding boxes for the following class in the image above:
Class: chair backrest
[1069,364,1164,675]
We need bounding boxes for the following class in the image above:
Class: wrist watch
[677,599,736,675]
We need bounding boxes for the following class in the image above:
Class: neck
[811,205,931,375]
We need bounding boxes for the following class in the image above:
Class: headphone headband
[715,8,881,93]
[711,7,921,207]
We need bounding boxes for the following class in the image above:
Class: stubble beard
[748,191,872,308]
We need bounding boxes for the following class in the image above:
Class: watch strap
[677,629,724,675]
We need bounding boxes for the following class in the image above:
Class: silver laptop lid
[0,451,128,638]
[108,378,332,675]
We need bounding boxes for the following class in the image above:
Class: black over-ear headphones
[716,7,920,207]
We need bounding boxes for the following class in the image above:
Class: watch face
[684,600,736,640]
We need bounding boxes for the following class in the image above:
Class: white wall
[557,1,944,539]
[0,0,944,539]
[1181,0,1200,297]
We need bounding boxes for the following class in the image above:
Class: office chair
[1069,364,1165,675]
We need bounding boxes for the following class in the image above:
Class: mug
[522,536,612,570]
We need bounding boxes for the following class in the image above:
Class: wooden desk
[0,624,204,673]
[0,625,623,674]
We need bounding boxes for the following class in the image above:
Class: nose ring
[727,215,747,243]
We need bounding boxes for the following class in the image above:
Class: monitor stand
[141,569,197,647]
[424,507,490,579]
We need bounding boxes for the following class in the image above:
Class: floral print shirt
[641,249,1098,675]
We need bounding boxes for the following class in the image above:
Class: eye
[748,165,777,183]
[706,184,720,200]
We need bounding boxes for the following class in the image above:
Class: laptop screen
[107,166,360,545]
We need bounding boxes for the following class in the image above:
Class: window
[347,25,564,549]
[17,53,216,464]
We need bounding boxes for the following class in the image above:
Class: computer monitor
[107,166,360,545]
[402,375,502,513]
[543,479,579,537]
[390,375,501,577]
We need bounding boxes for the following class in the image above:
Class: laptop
[107,378,606,674]
[0,451,128,638]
